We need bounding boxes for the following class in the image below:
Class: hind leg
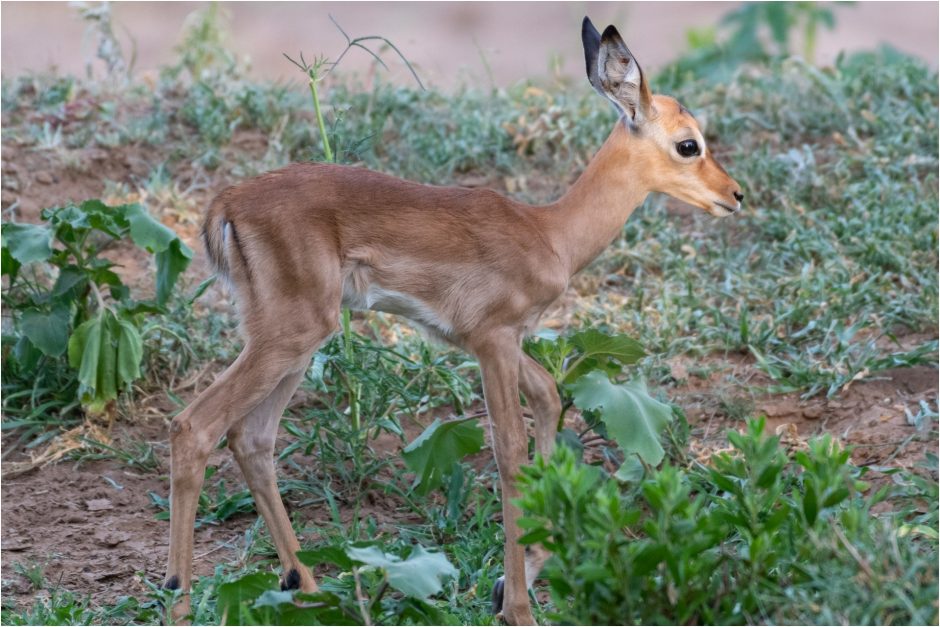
[227,367,318,593]
[163,327,328,622]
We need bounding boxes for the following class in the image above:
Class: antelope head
[582,17,743,217]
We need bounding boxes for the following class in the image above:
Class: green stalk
[308,64,363,433]
[307,68,334,164]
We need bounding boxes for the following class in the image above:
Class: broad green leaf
[70,316,103,388]
[155,239,193,306]
[13,335,43,372]
[217,572,278,626]
[122,203,177,252]
[96,314,119,408]
[297,545,354,571]
[402,417,484,494]
[1,245,20,280]
[568,371,673,467]
[569,329,645,365]
[346,544,457,600]
[21,306,70,357]
[252,589,295,609]
[80,199,126,238]
[562,329,646,384]
[555,427,585,458]
[614,455,646,483]
[2,223,53,264]
[43,204,90,235]
[51,266,87,298]
[68,312,122,411]
[118,203,193,305]
[115,318,143,386]
[68,316,94,371]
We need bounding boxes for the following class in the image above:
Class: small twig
[831,520,875,580]
[367,579,389,616]
[352,567,373,626]
[325,15,425,90]
[882,432,922,465]
[89,280,109,313]
[193,542,231,561]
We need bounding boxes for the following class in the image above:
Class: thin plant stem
[307,67,334,164]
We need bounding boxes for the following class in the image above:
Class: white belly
[341,280,454,340]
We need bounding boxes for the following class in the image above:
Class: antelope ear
[596,25,653,126]
[581,17,603,94]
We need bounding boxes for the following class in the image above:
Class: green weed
[517,419,939,625]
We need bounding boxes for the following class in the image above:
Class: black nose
[733,191,744,202]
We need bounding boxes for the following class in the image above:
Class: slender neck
[542,123,650,277]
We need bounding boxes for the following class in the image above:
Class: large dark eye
[676,140,700,158]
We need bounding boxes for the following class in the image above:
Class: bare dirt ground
[2,124,937,610]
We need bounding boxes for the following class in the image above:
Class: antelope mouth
[709,201,738,217]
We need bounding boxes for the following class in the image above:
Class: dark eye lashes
[676,140,700,157]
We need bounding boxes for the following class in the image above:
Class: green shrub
[2,199,192,420]
[517,419,939,625]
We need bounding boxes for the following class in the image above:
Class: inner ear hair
[601,49,638,97]
[596,26,649,124]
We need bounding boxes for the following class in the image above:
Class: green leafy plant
[567,372,674,479]
[284,16,425,165]
[2,199,192,415]
[402,416,484,495]
[516,419,939,625]
[524,329,676,480]
[215,542,457,626]
[660,1,841,87]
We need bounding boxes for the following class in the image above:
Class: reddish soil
[675,359,938,470]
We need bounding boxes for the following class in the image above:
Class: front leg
[472,331,536,626]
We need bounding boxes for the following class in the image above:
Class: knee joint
[226,429,273,460]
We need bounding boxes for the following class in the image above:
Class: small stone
[761,402,789,417]
[3,176,19,191]
[94,529,131,547]
[85,498,114,511]
[34,171,53,185]
[2,535,31,551]
[802,406,823,420]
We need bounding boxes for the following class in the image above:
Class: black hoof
[163,575,180,591]
[280,569,301,591]
[491,575,504,615]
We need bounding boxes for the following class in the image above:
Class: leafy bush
[525,329,678,481]
[2,199,192,417]
[517,419,939,625]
